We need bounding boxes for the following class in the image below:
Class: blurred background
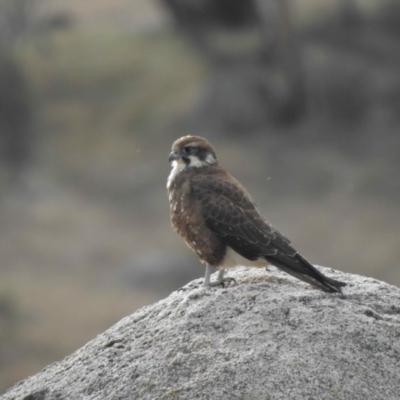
[0,0,400,393]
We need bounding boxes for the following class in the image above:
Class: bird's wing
[191,172,297,260]
[191,171,346,293]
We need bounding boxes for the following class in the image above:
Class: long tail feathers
[265,254,346,293]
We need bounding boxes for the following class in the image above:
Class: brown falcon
[167,135,346,293]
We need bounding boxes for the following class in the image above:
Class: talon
[228,277,237,286]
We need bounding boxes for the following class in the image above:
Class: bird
[167,135,346,293]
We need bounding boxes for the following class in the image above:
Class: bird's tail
[265,254,346,293]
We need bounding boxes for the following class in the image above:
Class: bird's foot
[201,266,236,288]
[203,277,236,288]
[178,277,237,292]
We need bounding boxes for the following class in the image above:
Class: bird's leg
[217,268,225,281]
[202,266,236,288]
[178,266,225,292]
[217,268,236,287]
[202,264,214,287]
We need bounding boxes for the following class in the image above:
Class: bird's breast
[169,187,205,251]
[168,181,225,266]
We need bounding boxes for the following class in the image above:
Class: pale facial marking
[205,153,216,164]
[188,155,208,168]
[167,144,217,188]
[188,153,216,168]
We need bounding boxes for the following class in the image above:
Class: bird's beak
[168,151,180,163]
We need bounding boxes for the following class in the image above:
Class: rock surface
[2,266,400,400]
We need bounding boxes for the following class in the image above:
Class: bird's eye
[182,146,193,154]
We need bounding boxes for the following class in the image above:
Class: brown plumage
[167,135,346,293]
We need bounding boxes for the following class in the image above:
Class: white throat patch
[167,160,185,189]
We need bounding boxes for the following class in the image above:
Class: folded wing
[191,173,296,261]
[191,172,346,293]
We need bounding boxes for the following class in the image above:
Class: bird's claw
[221,277,237,287]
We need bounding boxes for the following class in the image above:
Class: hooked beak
[168,151,180,163]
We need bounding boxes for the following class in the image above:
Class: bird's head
[169,135,217,169]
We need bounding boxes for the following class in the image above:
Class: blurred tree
[161,0,259,56]
[0,55,32,182]
[0,0,39,184]
[0,0,71,186]
[161,0,400,133]
[160,0,305,133]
